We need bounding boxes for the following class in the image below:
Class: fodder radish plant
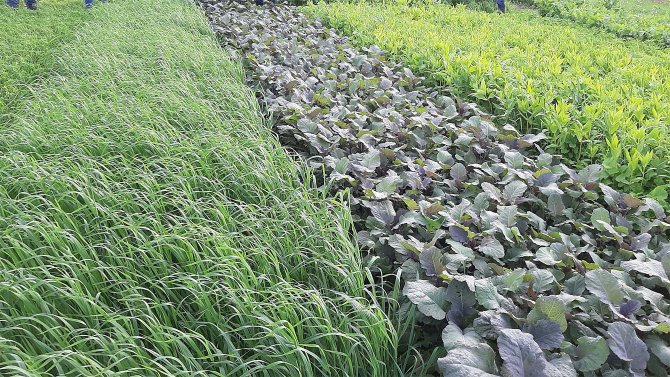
[200,1,670,375]
[0,0,401,375]
[307,2,670,201]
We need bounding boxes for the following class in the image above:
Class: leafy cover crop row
[307,2,670,200]
[200,1,670,375]
[528,0,670,48]
[0,0,399,375]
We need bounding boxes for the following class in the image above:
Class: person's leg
[496,0,505,13]
[6,0,19,8]
[25,0,37,9]
[84,0,93,8]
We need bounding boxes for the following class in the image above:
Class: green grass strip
[0,0,400,375]
[0,0,88,123]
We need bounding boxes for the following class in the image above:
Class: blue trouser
[6,0,37,8]
[85,0,107,7]
[496,0,505,12]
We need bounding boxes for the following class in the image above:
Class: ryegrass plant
[0,0,401,375]
[0,0,88,124]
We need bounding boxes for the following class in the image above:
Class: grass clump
[0,0,88,123]
[0,0,401,375]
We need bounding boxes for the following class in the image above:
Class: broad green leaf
[497,329,548,377]
[544,354,577,377]
[376,172,402,194]
[585,269,625,305]
[442,324,481,351]
[503,181,527,203]
[535,246,562,266]
[498,205,518,227]
[607,322,649,373]
[361,149,381,171]
[438,345,499,377]
[646,335,670,368]
[564,275,586,296]
[590,208,611,231]
[502,269,526,292]
[403,280,448,320]
[478,236,504,259]
[474,279,503,310]
[621,258,670,285]
[572,336,609,372]
[526,320,563,350]
[504,151,525,169]
[530,269,556,292]
[527,296,567,332]
[451,163,467,181]
[547,194,565,216]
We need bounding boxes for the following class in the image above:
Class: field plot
[200,1,670,376]
[0,0,400,376]
[3,0,670,376]
[530,0,670,47]
[308,2,670,199]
